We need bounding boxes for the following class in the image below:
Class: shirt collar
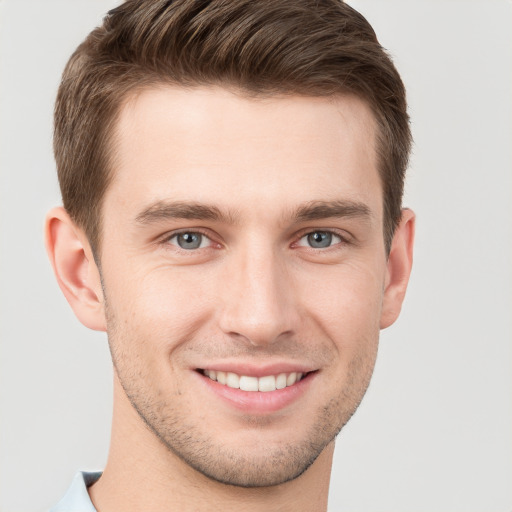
[50,471,102,512]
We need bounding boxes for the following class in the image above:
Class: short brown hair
[54,0,411,254]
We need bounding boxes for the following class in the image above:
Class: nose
[217,244,299,347]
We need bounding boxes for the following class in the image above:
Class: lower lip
[195,371,316,414]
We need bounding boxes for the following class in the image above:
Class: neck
[89,376,334,512]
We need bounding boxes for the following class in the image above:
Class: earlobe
[380,208,415,329]
[45,207,107,331]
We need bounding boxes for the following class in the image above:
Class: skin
[46,86,415,512]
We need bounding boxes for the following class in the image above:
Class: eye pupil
[177,232,202,249]
[307,231,332,248]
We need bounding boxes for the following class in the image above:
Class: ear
[45,207,106,331]
[380,208,415,329]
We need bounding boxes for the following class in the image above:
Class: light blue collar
[50,471,102,512]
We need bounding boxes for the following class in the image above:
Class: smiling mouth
[198,369,310,392]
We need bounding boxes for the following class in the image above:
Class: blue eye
[298,231,342,249]
[169,232,210,250]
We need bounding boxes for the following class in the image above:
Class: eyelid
[159,228,221,250]
[293,228,352,247]
[155,227,353,252]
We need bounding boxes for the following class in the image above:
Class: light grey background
[1,1,511,511]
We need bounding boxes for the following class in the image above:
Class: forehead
[107,85,381,220]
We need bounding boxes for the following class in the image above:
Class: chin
[173,439,327,488]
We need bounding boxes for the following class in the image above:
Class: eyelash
[295,230,347,249]
[161,229,218,252]
[160,228,351,252]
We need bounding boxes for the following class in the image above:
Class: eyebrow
[291,200,373,223]
[135,200,239,225]
[135,199,372,226]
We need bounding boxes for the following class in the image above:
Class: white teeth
[240,376,259,391]
[287,372,297,386]
[203,369,307,392]
[226,372,240,389]
[258,375,276,392]
[275,373,287,390]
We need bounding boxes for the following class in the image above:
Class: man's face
[98,86,387,486]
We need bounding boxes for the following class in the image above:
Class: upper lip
[194,361,318,377]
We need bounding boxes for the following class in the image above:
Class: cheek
[299,261,384,338]
[103,262,217,353]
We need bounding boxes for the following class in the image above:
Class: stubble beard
[104,302,378,488]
